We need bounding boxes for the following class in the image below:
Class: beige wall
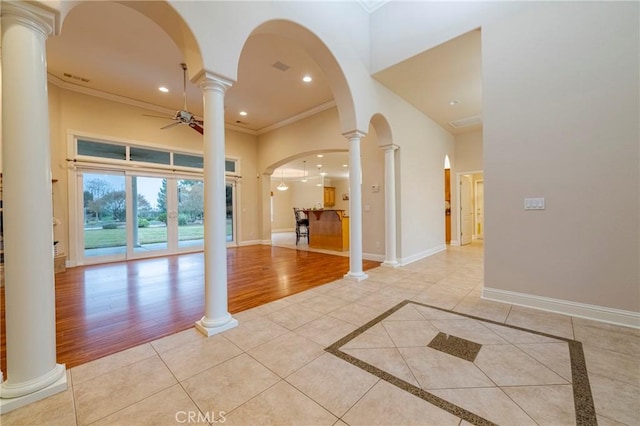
[483,2,639,311]
[270,181,295,231]
[331,179,350,212]
[258,107,386,256]
[451,129,483,243]
[257,108,349,173]
[48,85,260,259]
[361,128,386,257]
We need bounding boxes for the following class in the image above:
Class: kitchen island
[304,209,349,251]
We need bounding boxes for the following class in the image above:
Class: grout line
[325,299,598,426]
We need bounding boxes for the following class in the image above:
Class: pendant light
[301,160,307,183]
[277,168,288,191]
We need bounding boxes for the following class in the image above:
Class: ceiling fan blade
[189,122,204,135]
[194,119,204,124]
[161,121,181,130]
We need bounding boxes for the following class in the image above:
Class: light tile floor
[2,243,639,425]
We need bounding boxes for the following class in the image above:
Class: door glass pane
[132,176,167,253]
[83,172,126,257]
[178,179,204,248]
[226,183,233,242]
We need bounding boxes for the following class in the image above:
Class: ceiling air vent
[63,72,90,83]
[272,61,290,72]
[449,115,482,129]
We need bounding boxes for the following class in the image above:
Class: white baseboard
[261,239,272,245]
[483,287,640,329]
[363,253,385,262]
[449,240,460,246]
[398,244,446,266]
[272,228,295,233]
[237,239,262,247]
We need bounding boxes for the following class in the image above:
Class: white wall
[369,1,529,73]
[483,2,639,313]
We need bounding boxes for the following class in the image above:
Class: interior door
[460,175,473,245]
[475,180,484,240]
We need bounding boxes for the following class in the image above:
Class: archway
[268,150,350,250]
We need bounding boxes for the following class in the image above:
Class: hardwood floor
[0,245,379,371]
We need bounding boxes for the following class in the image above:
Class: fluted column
[194,72,238,336]
[0,1,67,413]
[382,144,399,267]
[344,131,367,281]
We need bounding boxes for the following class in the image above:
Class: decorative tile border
[325,300,597,426]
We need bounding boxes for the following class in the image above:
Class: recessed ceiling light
[342,164,348,168]
[317,164,323,168]
[239,111,248,116]
[159,86,169,93]
[316,183,322,187]
[320,172,327,176]
[317,154,323,158]
[449,100,459,106]
[302,75,312,83]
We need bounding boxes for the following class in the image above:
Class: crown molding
[256,100,336,135]
[47,74,336,137]
[47,73,177,116]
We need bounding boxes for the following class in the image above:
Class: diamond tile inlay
[427,332,482,362]
[325,300,596,426]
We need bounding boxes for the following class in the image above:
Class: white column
[382,144,399,267]
[194,71,238,337]
[344,131,367,281]
[260,173,273,244]
[0,1,67,412]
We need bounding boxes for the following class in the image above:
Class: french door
[79,170,228,264]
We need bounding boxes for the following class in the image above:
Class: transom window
[75,139,238,173]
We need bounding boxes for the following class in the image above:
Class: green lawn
[84,225,205,249]
[83,222,234,249]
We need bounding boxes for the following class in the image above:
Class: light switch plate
[524,197,545,210]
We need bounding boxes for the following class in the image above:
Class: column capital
[1,1,59,38]
[380,144,399,152]
[342,130,367,141]
[192,69,234,94]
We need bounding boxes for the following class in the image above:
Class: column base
[381,260,399,268]
[195,316,238,337]
[0,364,67,414]
[344,271,368,281]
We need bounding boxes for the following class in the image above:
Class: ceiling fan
[144,63,203,135]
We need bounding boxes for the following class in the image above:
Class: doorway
[457,171,484,245]
[77,170,229,264]
[475,180,484,240]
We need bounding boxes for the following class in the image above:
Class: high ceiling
[45,1,482,179]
